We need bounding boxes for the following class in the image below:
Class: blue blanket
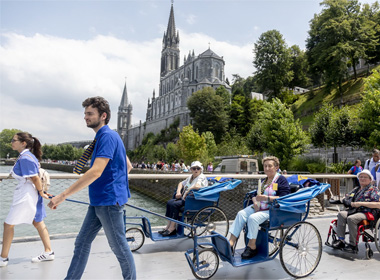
[193,178,242,202]
[272,183,330,213]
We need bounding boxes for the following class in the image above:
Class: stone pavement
[1,215,379,280]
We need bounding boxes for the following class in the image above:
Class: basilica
[117,3,231,151]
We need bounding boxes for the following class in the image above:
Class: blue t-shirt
[349,165,363,175]
[89,125,130,206]
[13,150,39,177]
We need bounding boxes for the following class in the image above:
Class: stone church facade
[117,3,231,151]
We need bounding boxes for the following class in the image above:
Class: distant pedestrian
[207,162,213,172]
[48,97,136,279]
[348,159,363,187]
[364,149,380,171]
[1,132,53,267]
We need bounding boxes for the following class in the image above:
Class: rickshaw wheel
[279,221,322,278]
[375,218,380,253]
[192,206,228,248]
[125,227,145,252]
[191,249,219,279]
[268,229,283,256]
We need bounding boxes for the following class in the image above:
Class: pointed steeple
[166,4,177,45]
[120,80,129,108]
[160,2,180,77]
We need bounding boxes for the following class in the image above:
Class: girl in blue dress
[0,132,54,267]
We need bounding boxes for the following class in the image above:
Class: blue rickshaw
[185,180,330,279]
[124,178,242,251]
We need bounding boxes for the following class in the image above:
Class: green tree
[202,131,217,162]
[288,45,310,89]
[326,106,357,161]
[165,142,179,164]
[306,0,378,104]
[216,128,251,157]
[215,85,231,108]
[356,67,380,148]
[0,128,22,158]
[229,94,263,136]
[187,87,228,143]
[361,2,380,67]
[177,125,207,164]
[308,103,334,149]
[246,99,309,169]
[253,30,293,99]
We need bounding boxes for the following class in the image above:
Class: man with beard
[48,96,136,280]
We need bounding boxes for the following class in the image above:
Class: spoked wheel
[191,249,219,279]
[268,229,283,256]
[192,206,229,237]
[365,243,373,259]
[125,228,145,252]
[375,218,380,253]
[279,221,322,278]
[192,206,228,248]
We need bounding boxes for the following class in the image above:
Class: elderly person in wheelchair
[228,156,290,259]
[158,161,208,237]
[332,169,380,253]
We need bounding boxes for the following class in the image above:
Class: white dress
[5,154,39,225]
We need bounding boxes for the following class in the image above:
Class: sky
[0,0,378,144]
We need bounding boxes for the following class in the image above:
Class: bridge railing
[0,173,356,239]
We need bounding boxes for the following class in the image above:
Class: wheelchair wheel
[365,243,373,259]
[375,218,380,253]
[125,228,145,252]
[279,221,322,278]
[191,248,219,279]
[192,206,229,238]
[268,229,283,256]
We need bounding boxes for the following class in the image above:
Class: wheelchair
[325,209,380,259]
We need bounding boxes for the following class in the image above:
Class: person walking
[48,96,136,280]
[1,132,53,267]
[347,159,363,187]
[364,149,380,171]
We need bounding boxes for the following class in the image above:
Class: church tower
[160,3,180,77]
[117,81,132,149]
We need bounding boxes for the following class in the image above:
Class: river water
[0,165,166,238]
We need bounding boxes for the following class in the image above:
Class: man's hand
[48,193,66,210]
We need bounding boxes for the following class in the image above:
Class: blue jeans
[65,205,136,280]
[229,206,269,240]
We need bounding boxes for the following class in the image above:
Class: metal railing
[0,173,356,239]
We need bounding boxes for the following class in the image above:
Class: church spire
[160,2,180,77]
[120,79,129,107]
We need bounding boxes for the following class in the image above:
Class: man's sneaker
[31,251,55,263]
[343,244,358,254]
[0,258,9,267]
[332,239,345,249]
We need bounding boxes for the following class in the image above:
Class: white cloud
[0,31,254,144]
[186,14,197,25]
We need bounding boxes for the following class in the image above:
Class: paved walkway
[1,214,379,279]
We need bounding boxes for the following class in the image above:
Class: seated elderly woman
[228,156,290,259]
[332,169,380,252]
[158,161,208,237]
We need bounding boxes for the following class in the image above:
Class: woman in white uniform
[0,132,54,267]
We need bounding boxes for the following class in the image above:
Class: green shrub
[287,156,325,173]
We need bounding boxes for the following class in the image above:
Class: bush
[287,156,325,173]
[327,161,352,174]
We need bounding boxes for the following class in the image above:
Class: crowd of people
[132,160,214,173]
